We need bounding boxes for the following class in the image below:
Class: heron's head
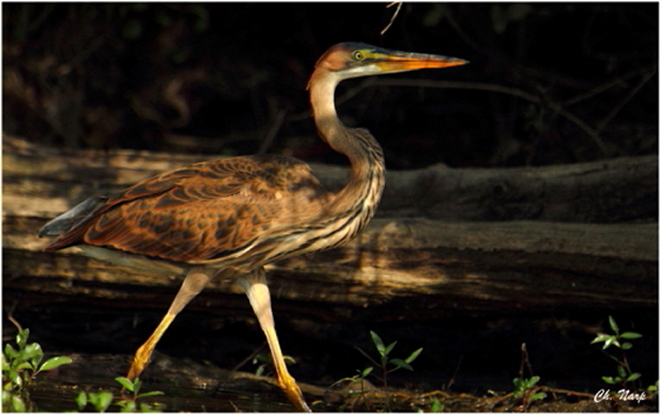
[313,42,468,81]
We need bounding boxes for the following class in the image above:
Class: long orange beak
[373,51,468,72]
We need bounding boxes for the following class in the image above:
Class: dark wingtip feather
[37,196,107,238]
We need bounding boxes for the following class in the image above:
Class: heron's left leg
[238,269,311,412]
[126,267,211,380]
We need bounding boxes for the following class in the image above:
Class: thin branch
[231,343,267,373]
[563,64,658,107]
[372,78,610,156]
[6,300,24,332]
[380,2,403,35]
[595,67,657,134]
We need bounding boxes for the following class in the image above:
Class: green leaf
[16,329,30,348]
[39,356,72,371]
[389,358,413,371]
[528,376,540,387]
[602,376,616,384]
[88,391,113,412]
[430,399,444,412]
[118,399,136,413]
[602,337,621,350]
[137,390,164,398]
[608,316,619,334]
[591,333,612,344]
[1,354,10,372]
[370,331,386,356]
[14,362,33,371]
[4,344,18,360]
[621,342,633,350]
[513,377,524,389]
[513,377,527,396]
[360,366,373,377]
[75,392,88,410]
[405,347,424,364]
[114,376,136,392]
[646,381,658,393]
[283,355,297,365]
[7,368,23,387]
[620,332,642,340]
[627,372,642,382]
[10,393,26,412]
[21,342,43,364]
[530,391,547,401]
[617,365,626,378]
[384,341,397,357]
[133,378,144,394]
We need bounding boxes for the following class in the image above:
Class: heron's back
[41,155,336,270]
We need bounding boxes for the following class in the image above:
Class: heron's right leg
[126,268,211,380]
[238,269,311,412]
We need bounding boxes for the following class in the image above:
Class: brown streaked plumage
[44,155,331,266]
[38,42,467,411]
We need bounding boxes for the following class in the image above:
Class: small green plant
[76,377,165,412]
[591,316,643,388]
[328,331,423,411]
[356,330,424,388]
[510,343,546,408]
[326,366,374,411]
[512,375,547,402]
[2,328,72,412]
[115,376,165,412]
[75,390,114,412]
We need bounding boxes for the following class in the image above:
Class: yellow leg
[126,269,211,380]
[126,313,174,380]
[239,269,311,412]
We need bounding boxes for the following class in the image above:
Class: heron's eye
[352,50,365,61]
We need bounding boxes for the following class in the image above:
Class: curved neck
[308,70,345,151]
[308,68,386,215]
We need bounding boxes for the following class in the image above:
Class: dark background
[3,2,658,406]
[3,3,657,168]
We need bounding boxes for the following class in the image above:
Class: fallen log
[4,135,657,223]
[3,137,657,321]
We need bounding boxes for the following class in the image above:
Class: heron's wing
[42,155,329,263]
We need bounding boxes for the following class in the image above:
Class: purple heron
[38,42,467,411]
